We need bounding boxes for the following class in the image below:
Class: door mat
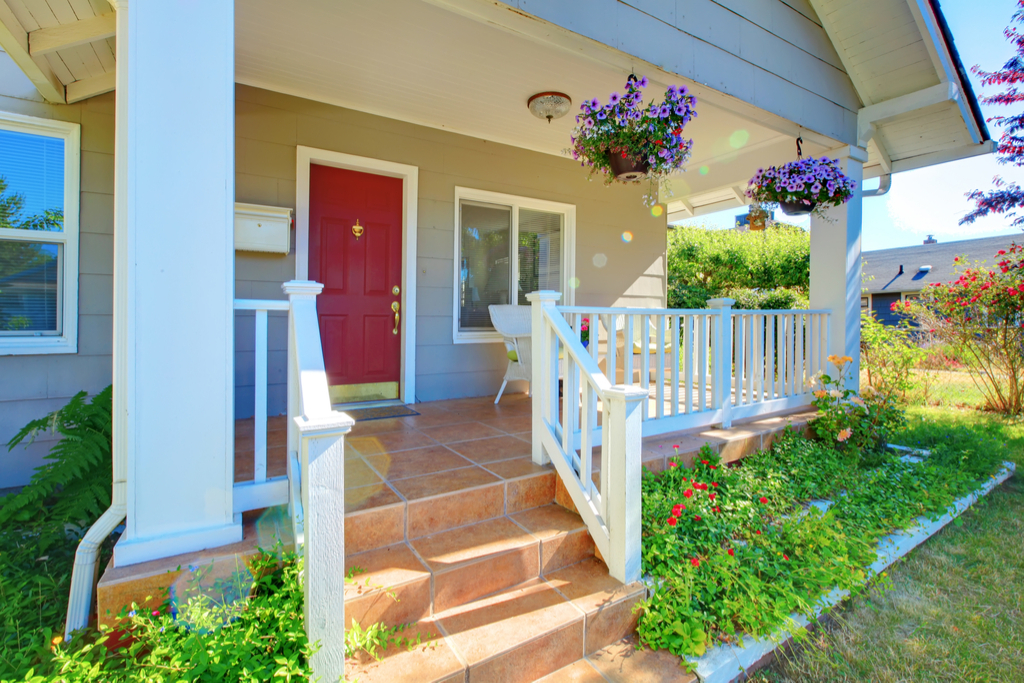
[342,405,420,421]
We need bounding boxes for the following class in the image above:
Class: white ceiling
[235,0,803,200]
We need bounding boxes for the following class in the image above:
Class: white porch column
[112,0,240,566]
[810,145,868,390]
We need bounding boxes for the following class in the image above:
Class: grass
[752,406,1024,683]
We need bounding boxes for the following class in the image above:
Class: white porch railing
[234,280,351,682]
[529,291,830,584]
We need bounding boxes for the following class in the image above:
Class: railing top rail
[557,305,831,316]
[235,299,290,311]
[557,305,717,316]
[732,309,831,315]
[542,306,614,397]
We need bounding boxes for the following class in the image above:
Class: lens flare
[650,205,664,217]
[729,129,750,149]
[569,277,581,289]
[621,231,633,243]
[699,165,709,176]
[592,253,608,268]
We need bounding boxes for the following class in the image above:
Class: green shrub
[723,287,808,311]
[1,386,112,526]
[860,312,925,401]
[637,419,1004,662]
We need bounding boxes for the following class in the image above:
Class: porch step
[345,557,646,683]
[344,504,597,629]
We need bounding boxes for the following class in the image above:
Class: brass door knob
[392,301,400,334]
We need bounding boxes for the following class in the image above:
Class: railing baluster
[254,308,268,483]
[656,315,665,419]
[580,380,592,495]
[624,315,634,389]
[753,314,763,402]
[671,315,680,417]
[640,314,650,420]
[733,312,744,408]
[606,314,617,387]
[697,314,707,412]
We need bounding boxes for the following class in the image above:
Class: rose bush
[905,244,1024,415]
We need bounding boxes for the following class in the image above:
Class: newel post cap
[706,297,736,309]
[283,280,325,298]
[526,290,562,304]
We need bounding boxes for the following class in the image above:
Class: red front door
[309,164,403,402]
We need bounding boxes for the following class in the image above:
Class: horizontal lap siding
[0,68,114,488]
[510,0,859,143]
[234,84,667,405]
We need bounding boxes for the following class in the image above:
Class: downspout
[862,174,891,197]
[63,483,125,638]
[65,0,129,639]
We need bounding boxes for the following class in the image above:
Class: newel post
[604,385,648,584]
[527,290,561,466]
[707,298,735,428]
[294,413,353,682]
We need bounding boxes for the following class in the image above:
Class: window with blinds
[454,190,572,342]
[0,112,79,353]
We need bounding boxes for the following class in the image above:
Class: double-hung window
[453,187,575,343]
[0,112,80,355]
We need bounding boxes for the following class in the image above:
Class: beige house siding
[0,52,114,489]
[234,84,667,407]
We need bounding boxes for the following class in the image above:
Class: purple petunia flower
[585,118,595,128]
[639,76,649,87]
[811,183,822,193]
[659,105,671,117]
[674,105,686,116]
[609,92,621,105]
[597,111,607,120]
[590,98,600,109]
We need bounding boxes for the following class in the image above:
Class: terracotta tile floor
[234,391,817,493]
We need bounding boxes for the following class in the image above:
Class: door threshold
[333,398,407,411]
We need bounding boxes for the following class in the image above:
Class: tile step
[345,504,598,627]
[346,557,647,683]
[345,466,556,555]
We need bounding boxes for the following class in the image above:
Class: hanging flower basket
[608,154,651,181]
[569,75,697,204]
[745,155,855,219]
[748,206,769,230]
[779,200,815,216]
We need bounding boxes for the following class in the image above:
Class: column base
[113,519,243,568]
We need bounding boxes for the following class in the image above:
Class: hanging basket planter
[569,74,697,205]
[608,154,651,181]
[748,207,769,230]
[744,140,856,220]
[779,200,816,216]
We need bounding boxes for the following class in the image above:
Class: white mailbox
[234,203,292,254]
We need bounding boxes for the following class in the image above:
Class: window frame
[0,111,81,355]
[452,187,575,344]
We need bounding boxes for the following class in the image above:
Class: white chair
[600,314,674,385]
[488,304,533,404]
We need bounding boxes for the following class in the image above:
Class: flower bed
[637,428,1007,665]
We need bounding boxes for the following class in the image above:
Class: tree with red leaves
[962,1,1024,227]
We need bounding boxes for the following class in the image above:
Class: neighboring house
[0,0,992,678]
[863,234,1017,324]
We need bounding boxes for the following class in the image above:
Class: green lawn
[754,407,1024,683]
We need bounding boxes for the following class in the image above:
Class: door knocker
[352,219,364,239]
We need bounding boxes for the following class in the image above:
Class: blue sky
[674,0,1023,252]
[0,128,64,221]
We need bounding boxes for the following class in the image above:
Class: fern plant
[1,385,113,525]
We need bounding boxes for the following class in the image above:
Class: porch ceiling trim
[0,0,64,102]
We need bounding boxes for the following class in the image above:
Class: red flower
[710,465,717,470]
[700,460,708,465]
[667,516,677,526]
[709,493,716,501]
[694,515,702,521]
[669,461,678,468]
[672,504,685,516]
[713,506,720,513]
[711,482,719,488]
[690,557,700,568]
[727,548,735,557]
[755,530,761,535]
[783,554,789,561]
[684,489,693,498]
[759,496,768,504]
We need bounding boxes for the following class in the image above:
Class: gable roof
[862,234,1020,295]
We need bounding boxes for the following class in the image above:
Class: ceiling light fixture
[528,92,572,123]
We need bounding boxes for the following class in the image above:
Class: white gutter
[862,174,892,198]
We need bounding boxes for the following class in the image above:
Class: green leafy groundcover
[637,430,1002,659]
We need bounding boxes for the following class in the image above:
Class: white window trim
[453,186,575,344]
[0,111,80,356]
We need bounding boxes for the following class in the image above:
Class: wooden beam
[858,82,958,128]
[29,12,115,56]
[66,70,114,103]
[0,0,64,103]
[890,140,996,174]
